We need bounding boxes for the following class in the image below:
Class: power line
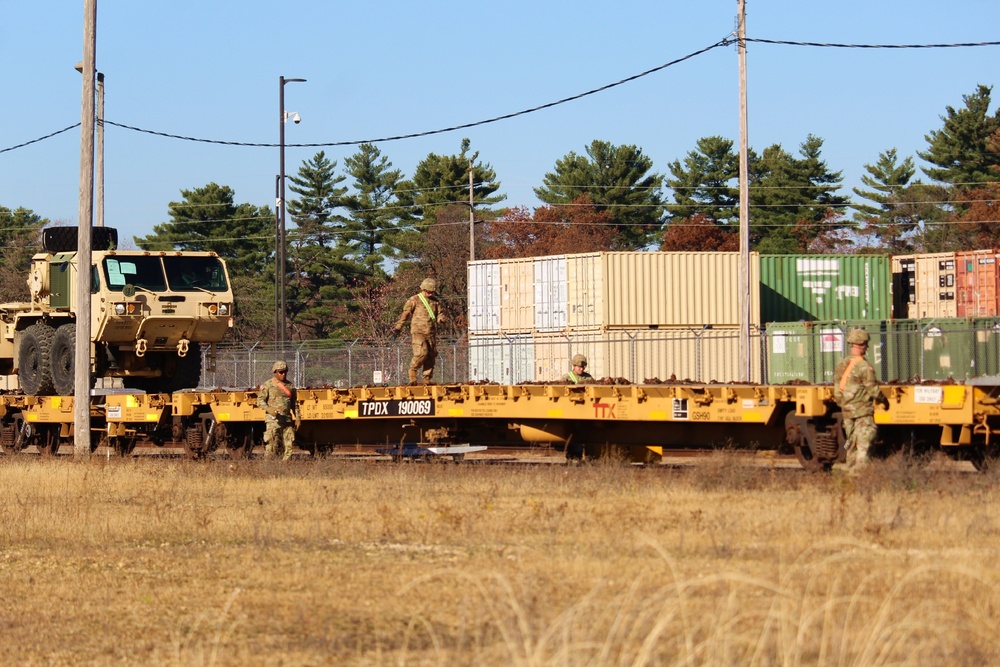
[0,123,80,154]
[745,38,1000,49]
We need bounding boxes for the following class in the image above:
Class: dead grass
[0,454,998,666]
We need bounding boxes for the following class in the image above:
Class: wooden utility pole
[737,0,752,382]
[75,0,97,460]
[469,160,475,262]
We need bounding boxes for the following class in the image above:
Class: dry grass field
[1,453,999,666]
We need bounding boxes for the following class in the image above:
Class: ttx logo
[593,402,616,419]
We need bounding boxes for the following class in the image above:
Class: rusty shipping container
[567,251,760,329]
[759,254,891,323]
[956,249,1000,317]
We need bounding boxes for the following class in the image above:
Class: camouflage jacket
[832,353,880,418]
[257,378,296,418]
[395,293,446,336]
[561,370,594,384]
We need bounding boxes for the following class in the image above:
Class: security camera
[292,112,301,124]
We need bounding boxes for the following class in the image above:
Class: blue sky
[3,1,999,245]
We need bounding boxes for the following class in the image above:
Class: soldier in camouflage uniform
[833,329,888,470]
[257,360,297,461]
[561,354,594,384]
[393,278,447,384]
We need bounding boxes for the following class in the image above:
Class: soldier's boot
[408,369,418,383]
[422,371,433,385]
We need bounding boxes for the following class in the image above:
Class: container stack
[468,252,762,384]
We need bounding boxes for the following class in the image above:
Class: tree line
[2,84,999,343]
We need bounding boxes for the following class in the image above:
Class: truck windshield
[163,256,229,292]
[102,256,168,291]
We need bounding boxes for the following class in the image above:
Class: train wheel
[221,424,253,459]
[1,416,23,454]
[786,413,835,473]
[50,324,76,396]
[184,424,206,460]
[18,323,56,395]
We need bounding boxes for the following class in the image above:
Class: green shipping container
[890,319,976,381]
[759,255,892,323]
[766,320,888,384]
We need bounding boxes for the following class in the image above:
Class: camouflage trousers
[408,333,438,383]
[843,415,877,469]
[263,415,296,461]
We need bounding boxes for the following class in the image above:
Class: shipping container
[527,327,762,384]
[765,320,889,384]
[468,333,534,384]
[563,251,760,329]
[956,249,1000,317]
[467,260,501,333]
[890,255,915,319]
[498,258,534,332]
[759,255,891,323]
[899,252,958,319]
[533,255,568,331]
[972,317,1000,377]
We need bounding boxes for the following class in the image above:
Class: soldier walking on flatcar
[393,278,447,384]
[561,354,594,384]
[257,361,298,461]
[833,329,888,471]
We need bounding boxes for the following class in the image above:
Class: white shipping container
[469,334,535,384]
[499,258,535,332]
[467,260,501,333]
[533,255,568,331]
[567,253,604,329]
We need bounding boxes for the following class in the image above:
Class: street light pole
[277,75,305,351]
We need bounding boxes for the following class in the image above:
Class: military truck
[0,227,234,395]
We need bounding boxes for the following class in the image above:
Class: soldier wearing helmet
[833,329,888,471]
[393,278,447,384]
[561,353,594,384]
[256,360,298,460]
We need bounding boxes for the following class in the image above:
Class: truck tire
[50,324,77,396]
[18,323,56,395]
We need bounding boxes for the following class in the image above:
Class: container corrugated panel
[533,255,567,331]
[499,258,535,333]
[468,334,535,384]
[902,252,957,318]
[566,253,603,329]
[467,260,501,333]
[956,249,999,317]
[759,255,891,323]
[610,327,759,384]
[893,318,976,380]
[601,252,760,328]
[765,320,889,384]
[973,317,1000,376]
[532,330,608,381]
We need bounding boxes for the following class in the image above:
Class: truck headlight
[218,303,229,316]
[115,303,126,315]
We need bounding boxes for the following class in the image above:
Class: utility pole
[737,0,752,382]
[468,160,475,262]
[75,0,97,460]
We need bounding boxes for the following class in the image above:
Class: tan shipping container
[893,252,957,318]
[532,326,763,384]
[566,251,760,329]
[498,258,535,332]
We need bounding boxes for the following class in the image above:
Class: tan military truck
[0,227,234,395]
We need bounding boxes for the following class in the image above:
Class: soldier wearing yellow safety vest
[833,329,889,471]
[561,354,594,384]
[394,278,447,384]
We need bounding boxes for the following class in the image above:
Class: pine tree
[535,140,664,249]
[852,149,919,253]
[919,84,1000,187]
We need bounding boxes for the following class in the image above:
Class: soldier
[393,278,447,384]
[833,329,888,471]
[561,354,594,384]
[257,360,298,461]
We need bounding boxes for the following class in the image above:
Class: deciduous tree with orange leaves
[482,196,621,259]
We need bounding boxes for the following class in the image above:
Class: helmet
[571,354,588,368]
[272,361,288,372]
[846,329,870,345]
[420,278,437,292]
